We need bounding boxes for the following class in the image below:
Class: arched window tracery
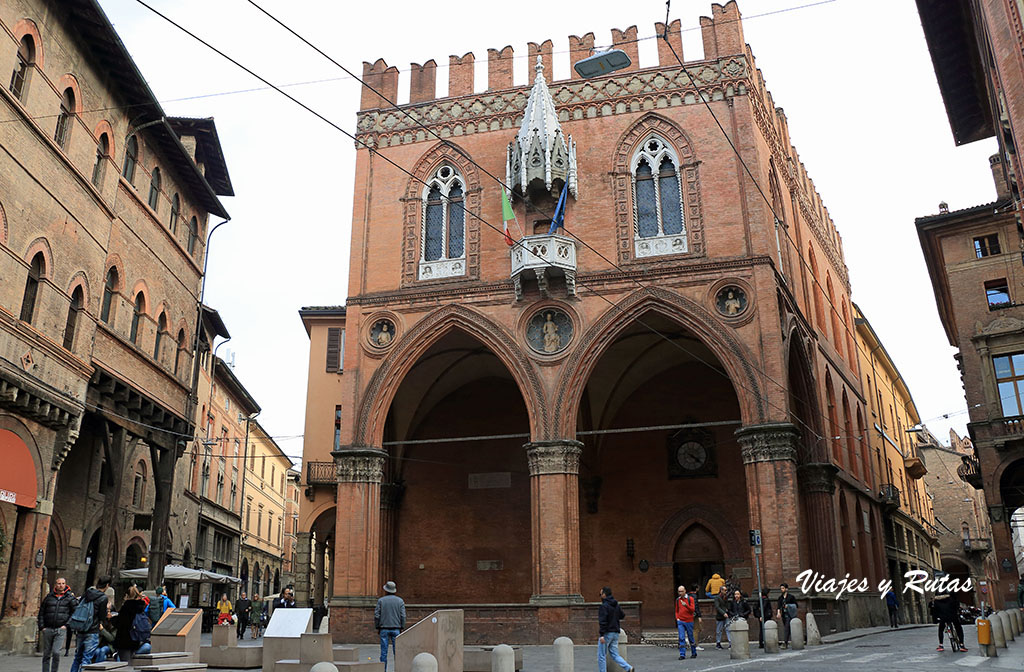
[631,135,687,258]
[419,165,466,280]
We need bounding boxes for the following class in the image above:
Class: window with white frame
[631,135,687,258]
[419,165,466,280]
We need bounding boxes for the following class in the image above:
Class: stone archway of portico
[354,304,547,448]
[554,287,767,438]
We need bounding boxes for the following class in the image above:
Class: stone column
[313,538,327,605]
[332,448,385,604]
[0,504,52,653]
[378,482,405,587]
[735,423,804,584]
[797,462,839,578]
[525,440,583,603]
[294,531,312,606]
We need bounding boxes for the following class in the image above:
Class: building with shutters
[297,1,921,642]
[238,420,291,601]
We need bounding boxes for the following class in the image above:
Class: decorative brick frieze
[735,422,799,464]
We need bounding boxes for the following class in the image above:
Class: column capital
[525,440,583,475]
[797,462,838,494]
[333,447,386,483]
[735,422,799,464]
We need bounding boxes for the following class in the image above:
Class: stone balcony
[510,233,577,300]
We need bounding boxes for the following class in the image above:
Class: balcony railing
[957,454,983,489]
[306,461,335,486]
[879,483,900,509]
[510,234,577,300]
[963,537,992,554]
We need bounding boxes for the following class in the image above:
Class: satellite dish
[573,49,632,78]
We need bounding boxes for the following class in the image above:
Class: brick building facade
[916,0,1024,607]
[0,0,231,651]
[300,2,899,642]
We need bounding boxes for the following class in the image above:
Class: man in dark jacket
[934,591,966,652]
[69,576,110,672]
[235,592,252,639]
[775,583,798,649]
[374,581,406,668]
[38,577,78,672]
[272,588,296,611]
[713,585,731,649]
[597,587,633,672]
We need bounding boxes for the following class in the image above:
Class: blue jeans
[715,619,731,645]
[597,631,630,672]
[379,628,399,664]
[677,620,696,657]
[69,633,98,672]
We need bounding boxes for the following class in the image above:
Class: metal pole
[755,550,765,641]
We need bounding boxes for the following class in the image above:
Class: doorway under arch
[672,524,725,597]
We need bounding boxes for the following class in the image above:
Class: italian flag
[501,190,517,247]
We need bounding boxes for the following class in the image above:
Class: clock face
[676,441,707,471]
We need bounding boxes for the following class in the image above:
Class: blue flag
[548,183,568,235]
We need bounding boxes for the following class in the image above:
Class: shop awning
[0,429,38,507]
[119,564,241,584]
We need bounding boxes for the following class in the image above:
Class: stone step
[332,645,359,662]
[134,664,207,672]
[132,652,194,666]
[82,663,129,671]
[335,662,384,672]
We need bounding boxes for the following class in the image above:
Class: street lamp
[573,49,632,78]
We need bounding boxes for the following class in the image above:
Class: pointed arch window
[130,292,146,344]
[54,88,75,149]
[101,267,118,324]
[123,135,138,184]
[148,167,162,211]
[169,194,180,233]
[92,134,109,187]
[174,328,186,377]
[631,136,687,258]
[20,252,45,323]
[155,311,167,360]
[419,165,466,280]
[187,216,199,255]
[63,286,84,350]
[9,36,34,101]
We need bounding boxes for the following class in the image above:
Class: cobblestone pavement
[1,623,1021,672]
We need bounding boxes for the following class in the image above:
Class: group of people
[674,581,800,658]
[215,588,297,639]
[39,576,175,672]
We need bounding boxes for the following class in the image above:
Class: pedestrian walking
[249,595,264,639]
[235,592,251,639]
[374,581,405,670]
[752,588,771,648]
[884,587,899,628]
[705,573,725,598]
[38,577,78,672]
[597,587,633,672]
[713,585,731,649]
[69,575,110,672]
[775,583,797,649]
[675,585,698,660]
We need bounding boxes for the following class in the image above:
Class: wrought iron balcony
[879,483,900,509]
[510,234,577,301]
[957,454,983,489]
[306,461,335,486]
[963,537,992,554]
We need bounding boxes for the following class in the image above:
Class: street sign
[749,529,762,546]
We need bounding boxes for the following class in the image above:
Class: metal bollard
[554,637,574,672]
[413,652,438,672]
[789,618,805,650]
[492,644,514,672]
[728,618,750,660]
[991,611,1007,649]
[805,612,822,646]
[764,620,779,654]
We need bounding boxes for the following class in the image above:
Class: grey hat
[383,581,397,594]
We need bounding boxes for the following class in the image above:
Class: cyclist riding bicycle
[933,591,967,652]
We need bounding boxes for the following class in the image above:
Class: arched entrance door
[574,310,747,626]
[383,327,532,603]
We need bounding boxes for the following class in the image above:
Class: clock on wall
[667,426,717,478]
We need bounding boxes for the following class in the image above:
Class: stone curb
[821,624,931,644]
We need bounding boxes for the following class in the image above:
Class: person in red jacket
[676,585,698,660]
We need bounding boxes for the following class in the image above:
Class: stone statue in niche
[370,319,396,348]
[715,286,748,317]
[526,309,572,354]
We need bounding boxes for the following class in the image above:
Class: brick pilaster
[525,440,583,604]
[797,462,839,577]
[331,448,385,605]
[735,423,804,584]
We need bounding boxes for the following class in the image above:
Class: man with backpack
[38,577,78,672]
[68,576,110,672]
[147,586,174,626]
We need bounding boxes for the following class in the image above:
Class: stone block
[200,643,262,668]
[333,645,359,663]
[991,612,1007,648]
[335,663,384,672]
[396,610,463,672]
[464,647,522,671]
[82,663,129,670]
[150,608,203,664]
[805,613,821,646]
[264,608,314,672]
[301,632,335,665]
[211,624,236,648]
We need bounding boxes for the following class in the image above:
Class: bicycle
[939,619,965,653]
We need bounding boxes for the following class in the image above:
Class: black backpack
[130,610,152,642]
[147,598,165,624]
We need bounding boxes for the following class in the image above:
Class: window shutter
[326,328,341,372]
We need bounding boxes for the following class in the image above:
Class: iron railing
[306,461,335,485]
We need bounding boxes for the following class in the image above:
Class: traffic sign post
[750,529,764,634]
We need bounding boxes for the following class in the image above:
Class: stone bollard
[413,652,438,672]
[492,645,514,672]
[998,611,1014,642]
[789,618,805,650]
[311,664,339,672]
[728,618,750,660]
[1009,609,1019,637]
[1014,609,1023,636]
[764,620,779,653]
[554,637,574,672]
[805,613,822,646]
[991,611,1007,649]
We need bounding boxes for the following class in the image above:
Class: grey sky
[95,0,998,460]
